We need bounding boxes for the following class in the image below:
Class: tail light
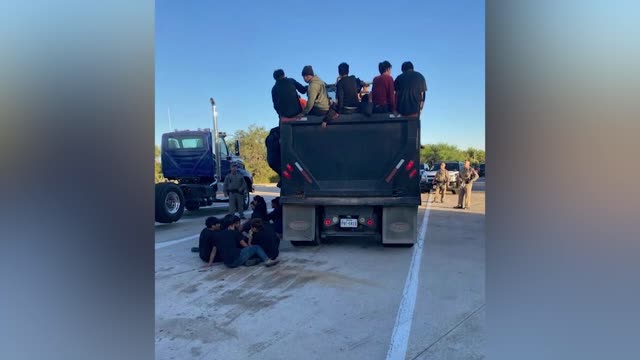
[324,219,332,226]
[286,163,293,172]
[409,169,418,178]
[283,170,292,179]
[405,160,415,171]
[367,219,374,226]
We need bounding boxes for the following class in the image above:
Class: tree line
[155,125,485,184]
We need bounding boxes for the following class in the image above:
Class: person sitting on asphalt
[300,65,330,117]
[203,215,279,268]
[271,69,308,119]
[268,197,283,238]
[241,195,269,234]
[394,61,428,117]
[371,60,396,114]
[190,216,221,256]
[196,216,223,266]
[335,62,365,114]
[247,218,280,260]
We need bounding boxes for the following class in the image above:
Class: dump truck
[155,99,253,223]
[279,113,421,246]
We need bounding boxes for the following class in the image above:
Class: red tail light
[366,219,374,226]
[405,160,415,171]
[409,169,418,178]
[283,170,292,179]
[324,219,332,226]
[286,163,293,172]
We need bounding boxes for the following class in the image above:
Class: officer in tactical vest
[455,160,479,210]
[432,162,450,203]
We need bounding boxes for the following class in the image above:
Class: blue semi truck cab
[155,129,253,223]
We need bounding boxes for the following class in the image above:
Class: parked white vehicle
[420,161,462,194]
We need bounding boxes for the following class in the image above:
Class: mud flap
[382,206,418,245]
[283,205,317,242]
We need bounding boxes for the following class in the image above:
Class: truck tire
[243,177,252,210]
[243,190,250,211]
[155,183,185,223]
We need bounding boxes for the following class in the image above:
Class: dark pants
[228,246,269,268]
[307,107,328,116]
[265,126,281,177]
[373,104,391,113]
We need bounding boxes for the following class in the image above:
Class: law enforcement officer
[224,164,248,219]
[432,162,449,203]
[455,160,479,210]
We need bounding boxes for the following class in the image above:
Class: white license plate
[340,218,358,228]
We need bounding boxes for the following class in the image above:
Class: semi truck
[155,99,253,223]
[279,113,421,246]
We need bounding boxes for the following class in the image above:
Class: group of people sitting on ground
[194,195,283,269]
[271,60,428,125]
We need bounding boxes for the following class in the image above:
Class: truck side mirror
[235,140,240,156]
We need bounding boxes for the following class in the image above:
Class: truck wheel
[155,183,185,223]
[242,178,253,211]
[185,202,199,211]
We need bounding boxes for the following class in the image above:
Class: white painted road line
[386,202,431,360]
[155,234,199,250]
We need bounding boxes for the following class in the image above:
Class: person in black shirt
[241,195,269,234]
[271,69,308,118]
[203,215,279,268]
[335,62,365,114]
[268,197,283,237]
[198,217,222,265]
[394,61,428,117]
[247,218,280,260]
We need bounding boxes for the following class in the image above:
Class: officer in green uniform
[432,162,449,203]
[455,160,479,210]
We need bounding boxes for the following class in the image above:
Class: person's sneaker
[191,247,199,253]
[264,259,280,267]
[245,259,261,266]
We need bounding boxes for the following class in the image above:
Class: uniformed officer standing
[432,162,449,203]
[455,160,479,210]
[224,164,248,219]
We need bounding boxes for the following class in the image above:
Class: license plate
[340,218,358,228]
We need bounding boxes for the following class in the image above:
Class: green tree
[232,125,275,184]
[420,143,485,168]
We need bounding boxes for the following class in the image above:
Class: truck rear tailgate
[280,114,420,203]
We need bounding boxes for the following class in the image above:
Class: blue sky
[155,0,485,149]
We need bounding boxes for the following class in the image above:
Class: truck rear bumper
[280,196,420,206]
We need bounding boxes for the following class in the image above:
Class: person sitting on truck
[394,61,428,117]
[371,60,396,114]
[247,218,280,260]
[335,62,365,114]
[300,65,330,117]
[203,215,279,268]
[268,197,283,238]
[271,69,308,119]
[198,216,223,266]
[224,164,248,219]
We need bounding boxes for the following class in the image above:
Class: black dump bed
[280,113,421,206]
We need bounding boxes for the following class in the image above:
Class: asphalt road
[155,179,486,360]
